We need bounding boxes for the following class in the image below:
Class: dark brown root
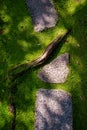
[9,29,71,80]
[7,29,71,130]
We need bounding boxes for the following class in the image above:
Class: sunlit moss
[17,40,29,50]
[18,17,32,32]
[0,102,12,129]
[0,0,87,130]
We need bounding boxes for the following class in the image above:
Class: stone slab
[35,89,73,130]
[38,53,70,83]
[26,0,58,32]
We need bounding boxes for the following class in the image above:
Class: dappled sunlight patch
[18,17,33,32]
[35,27,67,47]
[3,26,10,34]
[0,8,12,23]
[24,49,43,62]
[70,67,81,83]
[0,0,87,130]
[17,40,29,51]
[65,35,81,48]
[0,102,12,129]
[1,14,11,23]
[0,11,12,35]
[70,54,84,76]
[15,80,35,129]
[78,0,87,5]
[67,0,87,15]
[66,0,80,14]
[16,110,34,130]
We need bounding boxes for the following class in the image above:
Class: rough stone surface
[26,0,58,32]
[35,89,73,130]
[38,53,70,83]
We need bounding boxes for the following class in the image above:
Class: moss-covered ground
[0,0,87,129]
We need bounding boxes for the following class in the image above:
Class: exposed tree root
[8,29,71,130]
[9,29,71,81]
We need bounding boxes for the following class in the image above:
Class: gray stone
[38,53,70,83]
[35,89,73,130]
[26,0,58,32]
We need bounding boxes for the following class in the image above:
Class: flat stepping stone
[38,53,70,83]
[35,89,73,130]
[26,0,58,32]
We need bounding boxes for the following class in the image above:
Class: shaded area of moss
[0,0,87,130]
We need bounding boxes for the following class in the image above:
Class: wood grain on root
[9,29,71,80]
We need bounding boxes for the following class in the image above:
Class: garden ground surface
[0,0,87,130]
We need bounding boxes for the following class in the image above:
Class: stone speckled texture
[26,0,58,32]
[38,53,70,83]
[35,89,73,130]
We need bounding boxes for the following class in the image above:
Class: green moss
[0,0,87,129]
